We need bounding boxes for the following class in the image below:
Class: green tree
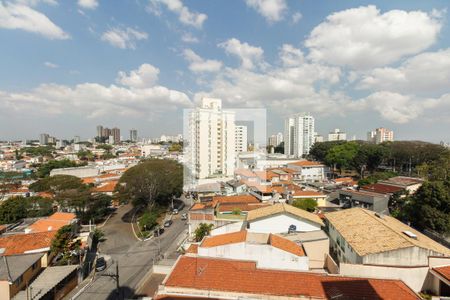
[292,198,318,212]
[195,223,214,242]
[77,150,94,161]
[169,143,182,152]
[325,142,359,174]
[0,197,28,224]
[139,211,158,231]
[117,159,183,207]
[403,181,450,234]
[309,141,346,162]
[29,175,86,192]
[51,225,80,265]
[352,143,387,178]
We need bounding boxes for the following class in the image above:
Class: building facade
[284,113,315,158]
[186,98,236,180]
[367,127,394,144]
[235,125,247,153]
[129,129,138,142]
[328,128,347,141]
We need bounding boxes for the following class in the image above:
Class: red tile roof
[189,213,214,221]
[48,212,76,221]
[433,265,450,281]
[289,160,324,167]
[217,203,270,213]
[0,231,56,255]
[92,180,118,193]
[26,212,76,233]
[269,234,305,256]
[164,256,420,300]
[211,195,259,207]
[360,183,404,194]
[185,244,198,254]
[201,230,247,248]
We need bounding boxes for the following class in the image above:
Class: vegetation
[169,143,183,152]
[292,198,318,212]
[77,150,94,161]
[20,146,54,157]
[139,211,159,231]
[0,196,53,224]
[116,159,183,208]
[51,225,81,265]
[195,223,214,242]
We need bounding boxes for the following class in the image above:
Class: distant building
[314,133,324,143]
[74,136,81,143]
[235,125,247,153]
[129,129,138,142]
[186,98,235,180]
[39,133,49,145]
[96,125,103,138]
[268,132,283,147]
[367,127,394,144]
[111,127,120,144]
[328,128,347,141]
[284,113,315,158]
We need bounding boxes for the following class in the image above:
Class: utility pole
[100,261,120,299]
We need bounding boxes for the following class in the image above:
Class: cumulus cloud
[0,2,70,39]
[218,38,264,69]
[279,44,304,67]
[101,27,148,49]
[305,5,442,69]
[148,0,207,29]
[117,64,160,88]
[181,32,198,43]
[183,49,222,73]
[0,64,191,118]
[78,0,98,10]
[44,61,58,68]
[245,0,287,23]
[358,48,450,96]
[291,11,302,24]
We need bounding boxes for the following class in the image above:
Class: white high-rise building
[235,125,248,153]
[186,98,236,180]
[328,128,347,141]
[367,127,394,144]
[268,132,283,147]
[284,113,315,158]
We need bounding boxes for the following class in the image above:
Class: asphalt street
[74,203,188,300]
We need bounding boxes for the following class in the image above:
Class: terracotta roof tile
[48,212,76,221]
[433,265,450,281]
[201,230,247,248]
[163,256,420,300]
[0,231,56,255]
[211,195,259,207]
[92,180,118,193]
[289,160,324,167]
[360,183,404,194]
[247,203,324,226]
[186,244,198,254]
[269,234,305,256]
[217,203,270,213]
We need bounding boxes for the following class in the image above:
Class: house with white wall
[197,230,309,271]
[246,203,324,233]
[287,160,326,182]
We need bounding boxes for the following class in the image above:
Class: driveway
[73,203,188,300]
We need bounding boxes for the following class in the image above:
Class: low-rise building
[287,160,326,182]
[246,203,324,234]
[325,208,450,266]
[338,188,390,213]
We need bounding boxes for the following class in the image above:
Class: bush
[139,211,158,231]
[194,223,214,242]
[292,198,318,212]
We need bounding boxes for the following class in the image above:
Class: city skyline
[0,1,449,142]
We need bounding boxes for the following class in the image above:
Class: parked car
[95,257,107,272]
[154,227,164,237]
[164,220,173,227]
[181,213,188,220]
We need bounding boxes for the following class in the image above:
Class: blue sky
[0,0,449,143]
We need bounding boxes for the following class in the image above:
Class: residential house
[287,160,326,182]
[196,230,309,271]
[155,256,420,300]
[246,203,324,233]
[0,253,44,300]
[338,188,390,213]
[379,176,424,194]
[25,212,77,234]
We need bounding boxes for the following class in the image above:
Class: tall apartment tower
[268,132,283,147]
[111,127,120,144]
[367,127,394,144]
[39,133,49,145]
[130,129,138,142]
[96,125,103,138]
[235,125,248,153]
[186,98,236,180]
[328,128,347,141]
[284,113,315,158]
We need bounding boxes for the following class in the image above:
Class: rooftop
[211,195,259,207]
[217,202,270,213]
[200,230,306,257]
[360,183,405,194]
[162,256,420,300]
[288,160,324,167]
[246,203,324,227]
[432,265,450,282]
[0,231,56,255]
[0,253,44,282]
[325,208,450,256]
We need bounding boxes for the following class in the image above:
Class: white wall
[211,222,243,236]
[248,214,321,234]
[339,263,429,292]
[198,242,309,271]
[363,247,439,266]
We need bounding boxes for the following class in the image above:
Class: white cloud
[305,5,442,69]
[183,49,222,73]
[44,61,58,68]
[358,48,450,96]
[101,27,148,49]
[149,0,207,29]
[245,0,287,23]
[15,0,57,6]
[218,38,264,69]
[181,32,198,43]
[0,2,70,39]
[117,64,160,88]
[291,11,302,24]
[279,44,304,67]
[0,64,191,118]
[78,0,98,10]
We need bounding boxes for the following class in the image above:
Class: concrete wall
[211,222,243,236]
[248,214,321,234]
[302,238,329,269]
[50,166,99,178]
[363,247,438,266]
[198,242,309,271]
[339,263,429,292]
[0,281,10,300]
